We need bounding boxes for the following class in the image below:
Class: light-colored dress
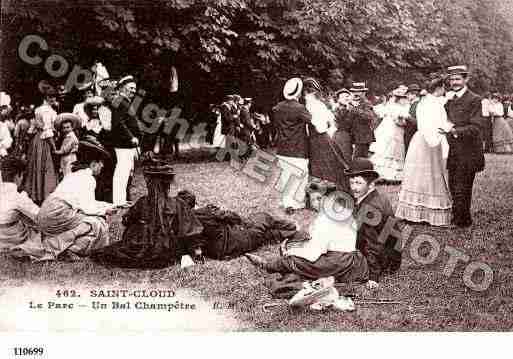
[36,168,114,259]
[57,131,79,176]
[486,101,513,153]
[0,120,13,157]
[370,101,409,181]
[212,111,225,147]
[395,94,452,226]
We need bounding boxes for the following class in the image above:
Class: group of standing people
[0,74,145,260]
[270,65,495,230]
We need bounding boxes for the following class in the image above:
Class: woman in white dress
[211,106,225,148]
[395,77,452,226]
[486,94,513,153]
[370,86,409,182]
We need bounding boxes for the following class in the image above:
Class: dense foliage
[2,0,513,108]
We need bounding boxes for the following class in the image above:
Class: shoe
[244,253,267,270]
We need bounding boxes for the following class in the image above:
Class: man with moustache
[347,82,376,158]
[110,75,141,206]
[440,65,484,228]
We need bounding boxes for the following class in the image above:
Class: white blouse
[51,168,113,216]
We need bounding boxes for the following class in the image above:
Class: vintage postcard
[1,0,511,357]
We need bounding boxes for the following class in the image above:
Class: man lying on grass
[246,158,402,290]
[176,190,299,261]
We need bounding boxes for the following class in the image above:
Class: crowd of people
[0,64,509,295]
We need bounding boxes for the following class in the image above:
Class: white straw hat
[283,78,303,100]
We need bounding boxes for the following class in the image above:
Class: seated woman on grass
[245,158,402,289]
[0,157,41,254]
[36,139,117,261]
[92,161,204,269]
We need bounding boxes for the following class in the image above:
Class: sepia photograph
[0,0,512,355]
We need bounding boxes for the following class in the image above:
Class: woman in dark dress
[93,162,204,268]
[303,78,350,193]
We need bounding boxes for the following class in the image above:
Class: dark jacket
[110,95,141,149]
[272,100,311,158]
[444,89,485,172]
[347,99,376,144]
[192,205,297,260]
[219,102,234,136]
[354,190,402,282]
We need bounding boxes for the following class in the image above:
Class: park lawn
[1,151,513,331]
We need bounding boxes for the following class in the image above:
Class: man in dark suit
[273,77,312,214]
[404,84,421,154]
[348,82,376,158]
[441,65,485,228]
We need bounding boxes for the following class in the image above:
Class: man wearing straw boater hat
[272,77,312,214]
[439,65,484,228]
[348,82,376,158]
[110,75,141,206]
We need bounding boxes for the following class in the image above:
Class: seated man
[349,158,402,288]
[0,157,41,253]
[245,158,402,288]
[176,190,298,260]
[36,139,116,261]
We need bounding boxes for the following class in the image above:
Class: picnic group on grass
[0,63,508,301]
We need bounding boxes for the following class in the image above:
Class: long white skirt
[370,120,405,181]
[212,118,225,147]
[395,132,452,226]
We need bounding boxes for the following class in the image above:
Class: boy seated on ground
[176,190,298,261]
[245,158,402,289]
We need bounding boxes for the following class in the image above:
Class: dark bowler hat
[78,139,112,164]
[143,164,175,180]
[447,65,469,76]
[407,84,421,93]
[344,158,379,180]
[350,82,368,92]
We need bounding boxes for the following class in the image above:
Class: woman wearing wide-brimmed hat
[35,139,116,261]
[92,161,204,268]
[24,80,59,205]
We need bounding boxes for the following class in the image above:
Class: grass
[1,149,513,331]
